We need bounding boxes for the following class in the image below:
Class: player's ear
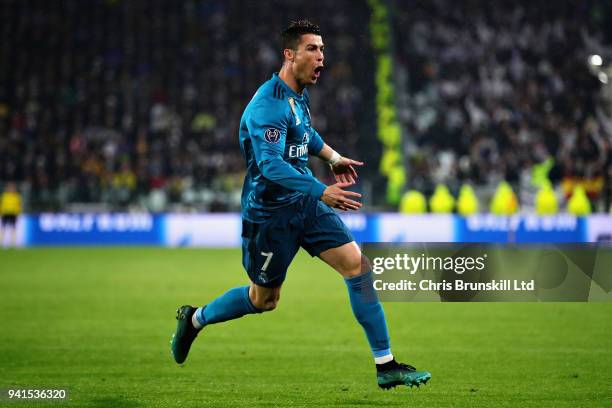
[283,48,295,62]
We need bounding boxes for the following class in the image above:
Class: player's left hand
[331,157,364,185]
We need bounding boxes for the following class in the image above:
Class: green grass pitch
[0,248,611,407]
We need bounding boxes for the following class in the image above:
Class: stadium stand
[391,0,612,212]
[0,0,376,211]
[1,0,612,212]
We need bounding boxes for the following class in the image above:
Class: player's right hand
[321,182,362,211]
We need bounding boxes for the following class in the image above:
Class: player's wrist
[327,150,342,166]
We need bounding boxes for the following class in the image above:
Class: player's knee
[254,298,278,311]
[361,254,372,273]
[340,249,363,277]
[250,291,280,312]
[262,299,278,311]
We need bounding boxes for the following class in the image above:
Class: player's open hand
[331,157,364,185]
[321,182,362,211]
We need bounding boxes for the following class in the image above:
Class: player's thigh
[319,241,367,278]
[241,217,300,288]
[301,199,359,276]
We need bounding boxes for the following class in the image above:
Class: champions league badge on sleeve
[264,128,281,144]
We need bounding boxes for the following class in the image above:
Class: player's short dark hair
[282,20,321,51]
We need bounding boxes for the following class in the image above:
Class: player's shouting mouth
[313,65,324,80]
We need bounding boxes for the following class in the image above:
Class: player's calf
[171,285,268,364]
[249,284,281,311]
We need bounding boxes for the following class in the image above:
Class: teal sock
[195,285,261,326]
[345,271,392,358]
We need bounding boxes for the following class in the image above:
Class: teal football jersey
[239,73,326,222]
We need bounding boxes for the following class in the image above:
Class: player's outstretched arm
[321,181,362,211]
[316,144,364,185]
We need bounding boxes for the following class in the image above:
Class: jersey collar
[272,73,303,99]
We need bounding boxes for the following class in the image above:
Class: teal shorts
[241,195,354,288]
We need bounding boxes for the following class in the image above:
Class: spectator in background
[0,0,373,212]
[0,182,22,248]
[393,0,612,209]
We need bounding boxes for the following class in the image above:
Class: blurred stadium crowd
[393,0,612,212]
[0,0,374,211]
[1,0,611,213]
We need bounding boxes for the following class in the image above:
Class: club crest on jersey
[264,128,281,144]
[302,132,310,144]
